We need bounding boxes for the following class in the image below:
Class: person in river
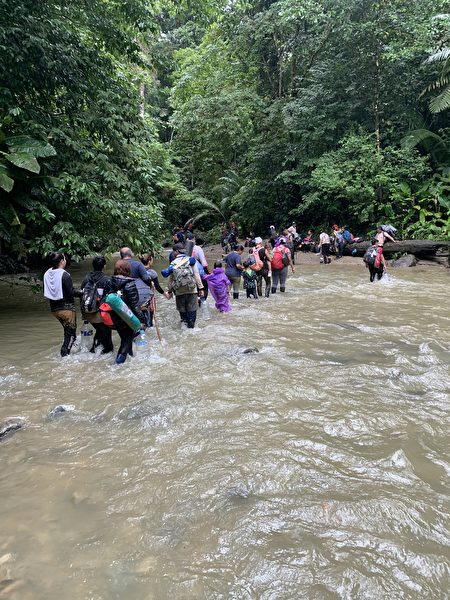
[205,261,231,312]
[80,256,113,354]
[242,260,259,299]
[374,226,396,270]
[192,237,210,301]
[136,252,169,327]
[110,260,146,364]
[319,228,331,264]
[224,244,244,299]
[270,237,294,293]
[43,251,80,357]
[119,247,152,285]
[364,238,386,282]
[268,225,278,249]
[254,237,272,298]
[166,245,204,328]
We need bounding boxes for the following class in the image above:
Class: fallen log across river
[344,239,450,260]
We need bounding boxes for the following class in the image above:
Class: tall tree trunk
[374,42,381,152]
[139,82,145,118]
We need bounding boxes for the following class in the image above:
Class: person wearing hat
[254,237,272,298]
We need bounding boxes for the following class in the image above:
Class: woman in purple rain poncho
[205,261,231,313]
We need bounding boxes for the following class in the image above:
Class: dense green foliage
[168,1,449,239]
[0,1,449,263]
[0,0,184,259]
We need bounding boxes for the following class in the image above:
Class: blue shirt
[128,259,151,284]
[225,252,242,278]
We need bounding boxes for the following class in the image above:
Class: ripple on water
[0,263,449,598]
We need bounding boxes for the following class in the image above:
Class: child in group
[242,260,259,299]
[204,261,231,313]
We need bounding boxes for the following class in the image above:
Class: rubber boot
[115,353,127,364]
[271,287,277,294]
[280,287,286,292]
[265,287,270,298]
[233,292,239,300]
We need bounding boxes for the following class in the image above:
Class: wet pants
[369,265,384,282]
[176,293,198,328]
[116,322,135,359]
[271,267,288,292]
[52,310,76,357]
[92,323,114,353]
[257,271,271,297]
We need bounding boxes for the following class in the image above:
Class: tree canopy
[0,0,448,262]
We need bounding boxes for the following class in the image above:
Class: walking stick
[150,290,162,343]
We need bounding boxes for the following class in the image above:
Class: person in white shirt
[319,230,331,264]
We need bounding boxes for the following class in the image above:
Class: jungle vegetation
[0,0,448,261]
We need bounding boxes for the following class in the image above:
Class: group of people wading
[43,224,395,364]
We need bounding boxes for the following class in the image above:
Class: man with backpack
[363,238,386,282]
[166,246,204,328]
[119,247,152,285]
[80,256,113,353]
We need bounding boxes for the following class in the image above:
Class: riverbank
[201,244,449,270]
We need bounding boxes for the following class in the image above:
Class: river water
[0,256,449,599]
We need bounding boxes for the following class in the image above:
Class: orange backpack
[250,248,264,271]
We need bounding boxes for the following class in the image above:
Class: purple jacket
[205,268,231,313]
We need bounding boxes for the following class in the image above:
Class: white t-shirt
[319,232,330,245]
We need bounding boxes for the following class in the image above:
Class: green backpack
[171,258,197,292]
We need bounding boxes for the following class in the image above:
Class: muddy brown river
[0,256,449,599]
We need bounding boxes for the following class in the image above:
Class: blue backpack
[195,259,205,277]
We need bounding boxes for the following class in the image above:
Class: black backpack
[364,247,378,266]
[82,278,102,314]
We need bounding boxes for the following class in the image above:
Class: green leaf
[429,86,450,114]
[0,165,14,192]
[5,135,57,158]
[2,152,41,173]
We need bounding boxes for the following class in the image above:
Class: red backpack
[99,302,115,328]
[271,247,287,270]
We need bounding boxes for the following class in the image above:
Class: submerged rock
[47,404,75,419]
[392,254,417,268]
[0,417,25,441]
[242,347,259,354]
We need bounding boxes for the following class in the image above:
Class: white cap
[254,237,262,244]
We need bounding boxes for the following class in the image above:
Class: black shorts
[322,243,330,256]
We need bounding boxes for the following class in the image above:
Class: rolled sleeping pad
[185,239,194,257]
[105,293,141,331]
[161,256,196,278]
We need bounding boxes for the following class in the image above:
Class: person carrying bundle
[363,238,386,282]
[103,260,146,364]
